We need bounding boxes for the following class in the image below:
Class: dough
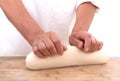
[26,46,110,70]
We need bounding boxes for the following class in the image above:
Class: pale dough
[26,46,110,70]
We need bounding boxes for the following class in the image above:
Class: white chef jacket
[22,0,101,45]
[0,0,101,56]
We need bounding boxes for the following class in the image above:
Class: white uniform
[0,0,100,56]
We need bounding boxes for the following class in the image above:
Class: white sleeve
[76,0,103,9]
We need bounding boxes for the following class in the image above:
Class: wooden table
[0,57,120,81]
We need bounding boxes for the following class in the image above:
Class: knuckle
[73,32,79,38]
[54,39,61,44]
[47,45,53,50]
[98,42,102,47]
[69,42,73,46]
[72,32,76,36]
[33,50,42,57]
[33,51,38,56]
[39,46,46,51]
[48,31,55,35]
[85,32,92,38]
[32,46,38,52]
[57,46,63,52]
[99,43,103,49]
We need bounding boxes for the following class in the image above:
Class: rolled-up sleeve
[76,0,102,10]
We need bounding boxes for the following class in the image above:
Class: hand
[69,31,103,52]
[30,31,67,58]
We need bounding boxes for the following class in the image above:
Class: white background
[0,1,120,57]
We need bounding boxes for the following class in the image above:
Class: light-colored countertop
[0,57,120,81]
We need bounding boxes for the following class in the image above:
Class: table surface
[0,57,120,81]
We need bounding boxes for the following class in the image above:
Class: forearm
[0,0,44,44]
[72,2,97,33]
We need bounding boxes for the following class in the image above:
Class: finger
[43,39,57,55]
[70,36,84,49]
[88,37,103,52]
[38,41,51,57]
[88,37,97,52]
[76,39,84,49]
[91,37,103,51]
[63,45,67,51]
[97,41,103,50]
[32,45,44,58]
[84,34,92,52]
[50,34,64,55]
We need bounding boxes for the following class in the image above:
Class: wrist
[26,30,45,45]
[72,25,89,34]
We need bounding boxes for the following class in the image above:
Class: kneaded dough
[26,46,110,70]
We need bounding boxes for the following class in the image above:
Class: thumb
[71,37,84,49]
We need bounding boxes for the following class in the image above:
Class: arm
[0,0,66,57]
[73,2,97,32]
[69,2,103,52]
[1,0,44,43]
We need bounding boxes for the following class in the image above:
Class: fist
[69,31,103,52]
[31,32,67,58]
